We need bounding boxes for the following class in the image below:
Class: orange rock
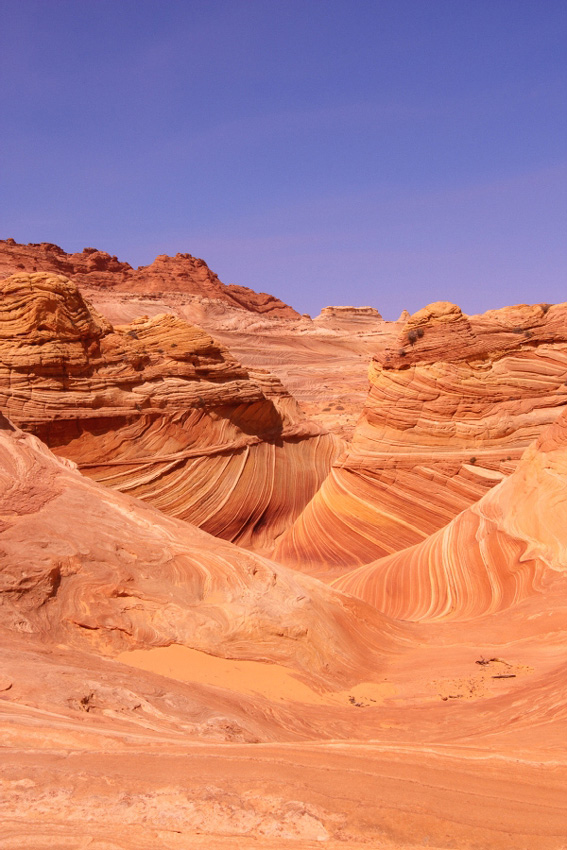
[0,240,404,440]
[275,300,567,573]
[333,406,567,619]
[0,273,340,552]
[0,415,398,685]
[0,238,299,318]
[4,243,567,847]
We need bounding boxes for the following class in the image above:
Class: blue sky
[1,0,566,318]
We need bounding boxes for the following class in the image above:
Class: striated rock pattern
[195,311,396,441]
[314,305,383,328]
[3,242,567,847]
[0,416,399,683]
[2,413,567,848]
[275,300,567,573]
[0,240,400,440]
[0,238,299,317]
[0,273,340,551]
[333,407,567,620]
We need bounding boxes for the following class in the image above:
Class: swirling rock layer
[0,273,340,551]
[2,415,567,848]
[333,407,567,620]
[275,300,567,573]
[0,415,398,682]
[3,246,567,846]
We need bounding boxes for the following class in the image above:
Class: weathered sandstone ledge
[0,273,340,551]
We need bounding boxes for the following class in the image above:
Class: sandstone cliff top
[0,238,300,319]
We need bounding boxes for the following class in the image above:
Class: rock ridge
[0,238,299,318]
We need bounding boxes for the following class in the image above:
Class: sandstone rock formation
[275,300,567,574]
[0,240,399,440]
[333,406,567,620]
[3,239,567,848]
[0,272,340,552]
[313,305,383,328]
[0,238,299,317]
[0,414,398,683]
[2,411,567,849]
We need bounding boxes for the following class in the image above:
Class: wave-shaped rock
[0,414,399,683]
[274,300,567,573]
[333,407,567,620]
[0,273,340,551]
[0,238,299,317]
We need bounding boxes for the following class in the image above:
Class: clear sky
[1,0,566,318]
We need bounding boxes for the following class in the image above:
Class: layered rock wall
[0,273,339,552]
[275,301,567,573]
[0,239,299,317]
[333,407,567,621]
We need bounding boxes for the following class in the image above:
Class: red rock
[0,416,397,679]
[0,239,299,318]
[3,244,567,847]
[2,412,567,848]
[333,406,567,620]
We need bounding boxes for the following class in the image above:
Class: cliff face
[0,273,339,552]
[0,239,299,318]
[274,300,567,573]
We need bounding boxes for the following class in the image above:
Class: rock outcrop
[0,240,402,440]
[0,415,397,682]
[0,273,339,551]
[0,239,299,318]
[2,259,567,848]
[2,408,567,849]
[333,406,567,620]
[274,300,567,573]
[313,305,383,329]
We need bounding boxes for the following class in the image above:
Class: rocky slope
[333,406,567,620]
[85,293,398,440]
[0,238,299,317]
[275,300,567,574]
[0,272,340,552]
[3,239,567,847]
[2,413,567,849]
[0,239,400,440]
[0,413,398,684]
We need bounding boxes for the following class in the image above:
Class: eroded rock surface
[2,413,567,849]
[0,273,340,552]
[0,240,400,440]
[0,417,397,680]
[334,406,567,620]
[3,240,567,847]
[275,300,567,574]
[0,238,299,317]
